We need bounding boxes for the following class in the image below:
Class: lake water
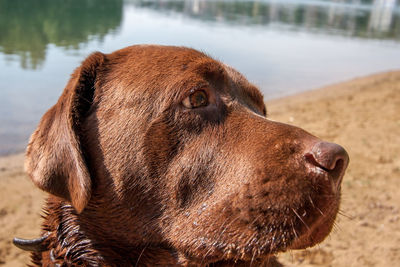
[1,0,400,155]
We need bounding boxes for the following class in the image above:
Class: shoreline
[1,71,400,266]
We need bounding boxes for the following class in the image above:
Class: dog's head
[25,45,348,264]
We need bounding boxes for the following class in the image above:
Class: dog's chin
[177,203,339,266]
[289,200,340,250]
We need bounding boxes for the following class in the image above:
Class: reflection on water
[0,0,122,69]
[0,0,400,155]
[1,0,399,70]
[133,0,400,39]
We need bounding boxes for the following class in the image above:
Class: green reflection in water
[1,0,399,70]
[0,0,122,69]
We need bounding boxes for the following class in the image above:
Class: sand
[0,71,399,266]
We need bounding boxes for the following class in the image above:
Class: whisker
[332,220,342,234]
[315,205,324,216]
[290,221,299,240]
[338,210,354,220]
[308,196,315,208]
[250,248,257,267]
[135,244,147,267]
[292,208,310,230]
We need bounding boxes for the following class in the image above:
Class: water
[1,0,400,155]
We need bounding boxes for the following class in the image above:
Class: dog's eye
[182,90,209,109]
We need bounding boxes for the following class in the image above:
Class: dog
[13,45,349,266]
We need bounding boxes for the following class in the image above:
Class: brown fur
[21,45,348,266]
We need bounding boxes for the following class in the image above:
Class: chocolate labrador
[14,45,349,266]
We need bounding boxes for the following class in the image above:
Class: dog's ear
[25,52,105,213]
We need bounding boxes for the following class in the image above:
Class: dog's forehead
[105,45,221,90]
[111,45,215,73]
[102,45,265,110]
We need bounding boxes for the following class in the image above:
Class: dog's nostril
[306,142,348,171]
[305,142,349,183]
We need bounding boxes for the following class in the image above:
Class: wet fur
[23,45,344,266]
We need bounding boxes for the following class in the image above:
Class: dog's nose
[305,141,349,186]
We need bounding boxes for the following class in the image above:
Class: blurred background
[0,0,399,154]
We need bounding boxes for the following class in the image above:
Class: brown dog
[14,45,348,266]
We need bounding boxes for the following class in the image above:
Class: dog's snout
[305,141,349,184]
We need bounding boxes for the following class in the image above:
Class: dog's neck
[30,197,180,266]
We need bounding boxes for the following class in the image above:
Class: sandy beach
[0,71,399,266]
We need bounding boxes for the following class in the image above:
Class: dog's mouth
[179,185,342,265]
[215,170,343,263]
